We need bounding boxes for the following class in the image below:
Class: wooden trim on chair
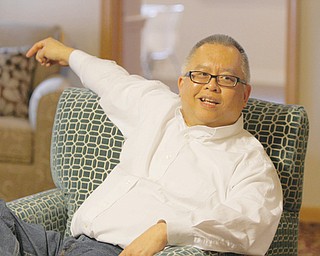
[300,207,320,223]
[100,0,123,64]
[286,0,299,104]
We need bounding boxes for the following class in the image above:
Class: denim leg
[61,235,123,256]
[0,218,19,256]
[0,200,63,256]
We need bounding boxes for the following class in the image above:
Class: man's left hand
[119,221,167,256]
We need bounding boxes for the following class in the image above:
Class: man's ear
[243,84,252,107]
[177,76,184,94]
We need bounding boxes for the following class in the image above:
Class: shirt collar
[175,107,244,141]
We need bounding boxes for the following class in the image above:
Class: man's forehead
[193,64,237,73]
[188,46,242,71]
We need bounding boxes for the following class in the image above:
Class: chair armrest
[32,82,66,190]
[22,89,65,193]
[157,246,237,256]
[33,90,63,168]
[29,76,69,130]
[7,188,67,235]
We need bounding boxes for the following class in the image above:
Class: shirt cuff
[166,219,194,246]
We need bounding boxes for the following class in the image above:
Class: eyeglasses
[185,71,247,87]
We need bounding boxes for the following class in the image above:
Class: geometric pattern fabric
[243,98,309,212]
[8,88,309,256]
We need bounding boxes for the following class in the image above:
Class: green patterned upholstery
[51,88,125,237]
[8,88,309,255]
[7,188,66,234]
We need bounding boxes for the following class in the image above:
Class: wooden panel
[286,0,299,104]
[100,0,123,64]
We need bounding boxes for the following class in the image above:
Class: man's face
[178,43,251,128]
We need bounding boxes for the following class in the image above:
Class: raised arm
[26,37,74,67]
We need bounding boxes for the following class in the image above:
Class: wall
[299,0,320,211]
[0,0,101,86]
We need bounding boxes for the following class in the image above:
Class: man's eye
[198,72,210,78]
[221,75,235,82]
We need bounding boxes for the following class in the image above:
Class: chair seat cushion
[0,116,33,163]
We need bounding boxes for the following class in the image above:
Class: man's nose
[204,77,220,92]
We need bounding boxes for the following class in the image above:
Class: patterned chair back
[51,88,309,255]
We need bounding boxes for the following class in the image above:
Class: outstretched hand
[119,222,168,256]
[26,37,74,67]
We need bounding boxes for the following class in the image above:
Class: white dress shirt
[69,50,283,255]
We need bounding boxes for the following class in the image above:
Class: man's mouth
[200,97,219,106]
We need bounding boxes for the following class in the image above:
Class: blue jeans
[0,200,123,256]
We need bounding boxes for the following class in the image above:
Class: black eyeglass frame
[184,71,247,87]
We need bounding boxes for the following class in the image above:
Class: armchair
[0,23,68,201]
[8,88,309,255]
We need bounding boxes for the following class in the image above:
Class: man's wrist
[156,219,168,246]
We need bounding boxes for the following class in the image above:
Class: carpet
[298,222,320,255]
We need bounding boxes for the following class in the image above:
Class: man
[0,34,282,256]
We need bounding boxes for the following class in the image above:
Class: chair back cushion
[51,88,124,236]
[51,88,309,239]
[242,98,308,212]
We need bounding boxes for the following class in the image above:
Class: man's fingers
[26,40,45,58]
[35,48,47,65]
[26,40,50,66]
